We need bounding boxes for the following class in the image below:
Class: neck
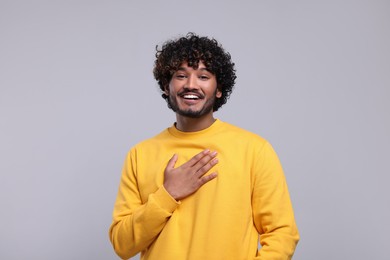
[175,113,216,132]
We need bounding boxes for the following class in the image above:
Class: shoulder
[218,121,280,166]
[128,128,171,153]
[219,120,268,145]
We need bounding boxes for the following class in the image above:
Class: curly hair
[153,33,236,112]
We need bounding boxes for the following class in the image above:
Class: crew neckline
[168,119,223,139]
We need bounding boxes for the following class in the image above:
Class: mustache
[177,89,205,98]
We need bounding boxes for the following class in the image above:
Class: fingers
[198,172,218,186]
[192,151,218,176]
[175,149,219,176]
[194,157,218,177]
[184,149,212,167]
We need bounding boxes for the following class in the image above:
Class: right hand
[163,149,219,200]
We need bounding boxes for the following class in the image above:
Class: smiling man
[109,33,299,260]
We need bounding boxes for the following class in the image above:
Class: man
[109,33,299,260]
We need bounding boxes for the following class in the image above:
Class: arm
[109,149,179,259]
[252,142,299,260]
[109,149,218,259]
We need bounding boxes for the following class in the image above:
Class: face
[166,61,222,118]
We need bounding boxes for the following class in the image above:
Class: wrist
[163,184,180,201]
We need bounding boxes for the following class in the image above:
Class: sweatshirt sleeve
[109,149,180,260]
[252,141,299,260]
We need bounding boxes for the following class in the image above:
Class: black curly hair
[153,33,236,112]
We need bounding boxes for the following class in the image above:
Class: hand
[163,150,218,200]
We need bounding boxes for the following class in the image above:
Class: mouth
[179,92,204,100]
[182,94,201,100]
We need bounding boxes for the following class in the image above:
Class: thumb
[166,154,178,169]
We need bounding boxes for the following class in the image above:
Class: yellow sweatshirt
[109,119,299,260]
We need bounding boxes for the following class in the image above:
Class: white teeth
[183,94,199,99]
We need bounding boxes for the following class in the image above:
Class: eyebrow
[176,66,211,72]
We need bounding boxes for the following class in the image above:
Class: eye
[199,75,209,80]
[175,74,187,79]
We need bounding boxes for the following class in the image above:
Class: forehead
[176,61,208,71]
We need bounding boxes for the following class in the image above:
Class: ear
[216,89,222,98]
[164,85,169,95]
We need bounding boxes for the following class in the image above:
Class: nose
[184,74,199,90]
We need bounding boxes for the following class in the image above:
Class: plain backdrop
[1,1,389,259]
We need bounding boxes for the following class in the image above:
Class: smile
[183,94,200,100]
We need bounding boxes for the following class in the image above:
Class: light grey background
[1,1,389,259]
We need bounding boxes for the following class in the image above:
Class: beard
[168,90,217,118]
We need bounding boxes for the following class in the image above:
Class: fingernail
[211,151,218,156]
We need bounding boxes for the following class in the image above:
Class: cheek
[166,83,176,95]
[168,81,181,93]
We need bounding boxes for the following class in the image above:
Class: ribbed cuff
[152,185,180,213]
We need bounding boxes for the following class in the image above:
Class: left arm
[252,141,299,260]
